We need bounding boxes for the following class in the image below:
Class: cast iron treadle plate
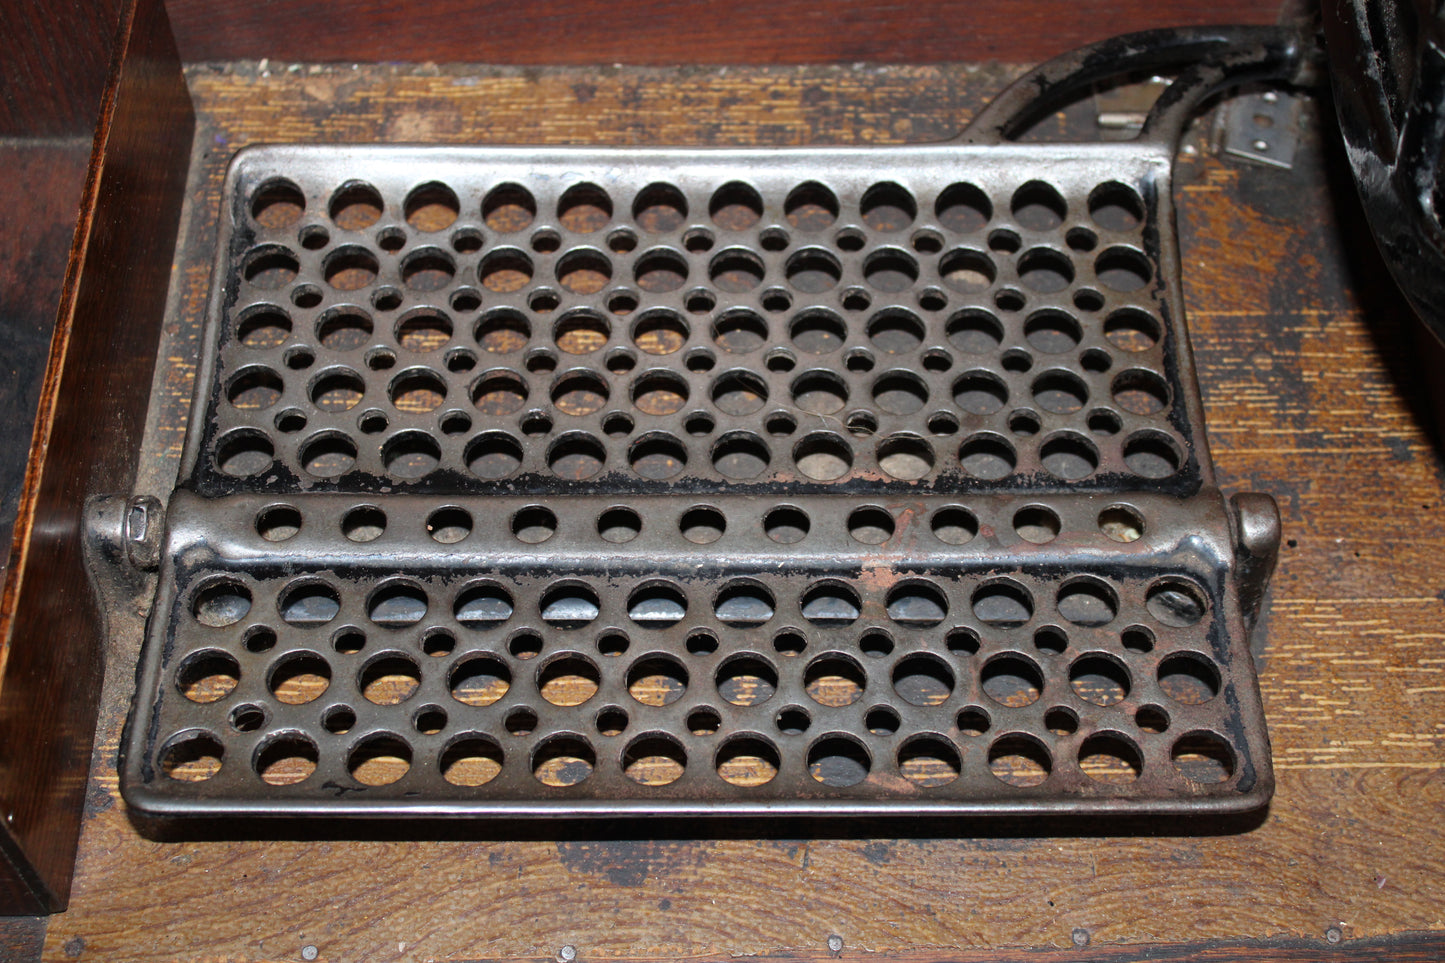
[121,138,1275,818]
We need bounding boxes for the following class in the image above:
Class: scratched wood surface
[37,62,1445,961]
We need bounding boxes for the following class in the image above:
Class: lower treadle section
[129,492,1263,817]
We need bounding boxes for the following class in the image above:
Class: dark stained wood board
[0,0,124,137]
[35,61,1445,961]
[0,144,90,590]
[0,0,192,915]
[162,0,1281,66]
[0,0,130,586]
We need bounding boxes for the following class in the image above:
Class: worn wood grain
[34,61,1445,961]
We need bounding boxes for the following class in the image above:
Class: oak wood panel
[33,62,1445,960]
[164,0,1282,66]
[0,0,192,913]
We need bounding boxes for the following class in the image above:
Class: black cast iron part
[1323,0,1445,347]
[116,26,1299,821]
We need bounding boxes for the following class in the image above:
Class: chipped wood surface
[38,63,1445,962]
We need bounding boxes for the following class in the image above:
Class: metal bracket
[84,494,166,641]
[1222,90,1301,169]
[1229,492,1281,654]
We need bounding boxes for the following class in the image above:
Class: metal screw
[301,946,319,961]
[827,934,844,953]
[1326,926,1343,944]
[1251,139,1270,152]
[559,945,577,962]
[1071,928,1091,947]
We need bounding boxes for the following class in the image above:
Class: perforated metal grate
[196,156,1196,498]
[121,30,1296,818]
